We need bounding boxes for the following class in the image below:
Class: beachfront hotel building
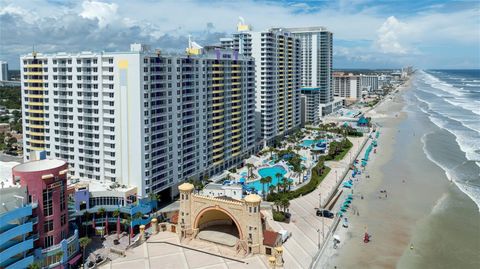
[333,72,361,102]
[0,159,81,269]
[20,43,256,198]
[359,74,379,92]
[222,22,301,144]
[299,87,323,125]
[284,27,336,118]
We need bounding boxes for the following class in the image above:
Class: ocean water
[411,70,480,211]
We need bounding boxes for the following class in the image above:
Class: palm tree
[98,207,107,236]
[268,185,276,197]
[259,177,268,200]
[275,173,283,193]
[123,216,132,245]
[134,211,143,221]
[265,176,272,196]
[282,180,289,193]
[246,163,255,180]
[79,237,92,268]
[273,199,282,212]
[286,180,293,191]
[280,197,290,212]
[148,192,161,211]
[113,209,121,239]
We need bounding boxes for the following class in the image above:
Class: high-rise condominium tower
[285,27,335,118]
[20,44,255,197]
[224,22,301,144]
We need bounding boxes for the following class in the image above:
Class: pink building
[12,159,69,249]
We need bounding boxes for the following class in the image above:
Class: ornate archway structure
[177,183,264,254]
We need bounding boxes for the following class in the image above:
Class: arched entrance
[194,207,242,247]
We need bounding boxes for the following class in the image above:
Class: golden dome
[178,182,194,192]
[244,194,262,204]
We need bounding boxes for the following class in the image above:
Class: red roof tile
[263,230,280,247]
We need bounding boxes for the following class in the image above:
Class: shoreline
[314,80,414,268]
[316,73,480,269]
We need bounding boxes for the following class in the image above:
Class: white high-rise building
[0,61,8,81]
[20,44,256,197]
[285,27,335,117]
[360,75,379,92]
[333,72,361,101]
[225,23,301,144]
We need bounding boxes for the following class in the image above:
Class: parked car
[278,229,291,243]
[316,209,334,218]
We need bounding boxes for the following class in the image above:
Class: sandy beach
[317,76,480,269]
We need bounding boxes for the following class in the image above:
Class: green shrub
[272,211,285,222]
[267,159,331,202]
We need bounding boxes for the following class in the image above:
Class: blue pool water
[299,139,326,147]
[247,165,290,193]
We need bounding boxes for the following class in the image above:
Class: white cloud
[0,0,478,68]
[376,16,408,54]
[80,0,118,27]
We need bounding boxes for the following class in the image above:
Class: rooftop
[73,179,136,193]
[13,159,65,173]
[0,185,28,215]
[263,230,280,247]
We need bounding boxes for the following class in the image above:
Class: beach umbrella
[344,199,351,204]
[342,203,350,208]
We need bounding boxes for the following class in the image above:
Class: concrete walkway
[99,232,270,269]
[263,135,369,269]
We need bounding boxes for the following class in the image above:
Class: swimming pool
[299,139,326,147]
[246,165,290,193]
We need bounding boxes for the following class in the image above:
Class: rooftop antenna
[32,44,37,59]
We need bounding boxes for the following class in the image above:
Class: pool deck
[262,135,369,269]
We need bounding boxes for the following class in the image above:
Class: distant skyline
[1,0,479,69]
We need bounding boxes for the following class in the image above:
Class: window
[43,189,53,216]
[44,235,54,248]
[61,214,66,226]
[44,219,54,233]
[60,185,65,211]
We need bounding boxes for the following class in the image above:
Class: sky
[0,0,479,69]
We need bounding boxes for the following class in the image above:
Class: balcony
[25,64,42,68]
[1,255,34,269]
[25,94,43,98]
[26,116,45,121]
[25,79,43,83]
[0,205,33,232]
[0,239,33,265]
[0,222,32,246]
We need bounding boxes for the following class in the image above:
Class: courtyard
[98,231,270,269]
